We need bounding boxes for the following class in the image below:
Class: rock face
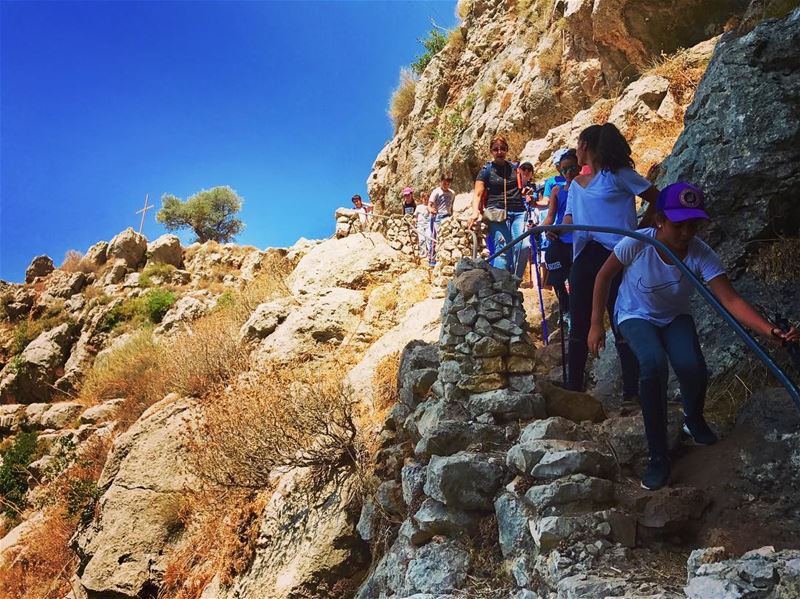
[0,322,77,404]
[146,234,183,267]
[25,255,54,282]
[367,0,744,210]
[75,397,197,598]
[658,7,800,380]
[107,227,148,268]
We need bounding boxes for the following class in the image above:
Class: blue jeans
[619,315,708,460]
[428,214,450,265]
[488,211,530,279]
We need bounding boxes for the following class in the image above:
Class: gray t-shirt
[614,228,725,327]
[429,187,454,215]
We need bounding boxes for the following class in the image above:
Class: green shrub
[411,28,448,75]
[0,431,38,518]
[143,289,176,323]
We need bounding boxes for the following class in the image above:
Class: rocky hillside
[1,2,800,599]
[368,0,751,210]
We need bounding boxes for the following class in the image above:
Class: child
[588,182,798,490]
[542,149,579,326]
[414,194,430,259]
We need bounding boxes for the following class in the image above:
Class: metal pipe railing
[486,223,800,407]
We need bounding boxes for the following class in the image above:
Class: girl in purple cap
[588,182,799,490]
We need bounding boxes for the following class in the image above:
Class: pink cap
[402,187,414,195]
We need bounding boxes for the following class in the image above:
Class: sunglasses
[521,168,533,173]
[491,146,508,152]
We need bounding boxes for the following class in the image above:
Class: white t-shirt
[429,187,454,215]
[565,167,651,259]
[614,228,726,327]
[414,204,430,226]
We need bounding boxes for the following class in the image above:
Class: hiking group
[349,121,798,491]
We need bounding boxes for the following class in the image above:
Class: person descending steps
[588,182,799,491]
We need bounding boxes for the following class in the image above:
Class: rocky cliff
[368,0,748,211]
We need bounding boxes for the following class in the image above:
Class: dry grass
[456,0,473,20]
[537,31,563,80]
[79,262,291,429]
[159,489,268,599]
[502,59,520,80]
[389,69,418,132]
[628,117,684,182]
[448,27,465,53]
[747,238,800,284]
[0,436,110,599]
[59,250,98,274]
[642,47,710,105]
[591,98,616,125]
[372,351,400,413]
[186,362,364,490]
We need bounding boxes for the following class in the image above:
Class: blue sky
[1,0,457,282]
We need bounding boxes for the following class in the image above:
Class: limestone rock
[495,491,537,559]
[146,234,183,267]
[80,398,125,425]
[403,540,471,595]
[412,498,477,541]
[75,398,198,597]
[288,233,403,294]
[414,420,506,459]
[25,255,54,282]
[154,291,216,336]
[107,228,147,268]
[424,451,505,511]
[538,380,605,423]
[40,270,87,301]
[0,322,77,404]
[239,297,294,342]
[525,474,614,515]
[84,241,108,268]
[466,389,546,422]
[506,439,616,479]
[40,401,83,429]
[519,417,580,443]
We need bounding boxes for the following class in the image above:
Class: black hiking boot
[682,416,718,446]
[640,457,670,491]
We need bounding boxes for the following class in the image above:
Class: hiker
[351,194,373,227]
[428,174,455,234]
[562,123,659,397]
[468,136,529,279]
[588,182,799,490]
[414,193,430,258]
[401,187,416,215]
[542,148,579,326]
[542,149,568,200]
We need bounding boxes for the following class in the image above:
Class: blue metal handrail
[487,223,800,408]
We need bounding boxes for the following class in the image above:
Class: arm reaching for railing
[588,253,624,357]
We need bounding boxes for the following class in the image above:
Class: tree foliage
[157,186,245,243]
[411,28,448,75]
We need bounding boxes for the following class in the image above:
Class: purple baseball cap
[656,182,709,222]
[402,186,414,195]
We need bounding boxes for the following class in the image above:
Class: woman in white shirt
[588,182,798,490]
[563,123,659,398]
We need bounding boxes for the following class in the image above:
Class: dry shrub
[537,30,563,79]
[747,238,800,284]
[448,27,465,53]
[456,0,473,20]
[629,116,683,180]
[591,98,615,125]
[643,47,710,104]
[59,250,97,274]
[159,489,267,599]
[187,364,363,490]
[502,58,520,80]
[389,69,418,132]
[454,514,514,597]
[372,352,400,412]
[0,436,110,599]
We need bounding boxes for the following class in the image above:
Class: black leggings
[567,241,639,396]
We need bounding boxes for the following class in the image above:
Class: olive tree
[157,186,245,243]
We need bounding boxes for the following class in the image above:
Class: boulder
[401,461,427,507]
[403,540,471,595]
[287,233,403,294]
[466,389,546,422]
[106,228,147,268]
[0,322,77,404]
[494,491,537,559]
[80,398,125,425]
[75,398,198,597]
[538,380,605,423]
[519,417,580,443]
[153,292,216,336]
[0,404,25,434]
[146,234,183,267]
[239,297,295,342]
[506,439,616,479]
[412,498,477,541]
[424,451,505,511]
[40,402,83,429]
[84,241,108,269]
[40,270,87,300]
[25,255,54,282]
[414,420,506,459]
[525,474,614,515]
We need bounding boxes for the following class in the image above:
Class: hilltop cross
[136,194,154,235]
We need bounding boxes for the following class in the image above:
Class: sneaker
[640,457,670,491]
[620,394,640,415]
[682,416,718,446]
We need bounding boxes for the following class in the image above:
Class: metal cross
[136,193,154,235]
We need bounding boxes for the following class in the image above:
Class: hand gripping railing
[486,223,800,408]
